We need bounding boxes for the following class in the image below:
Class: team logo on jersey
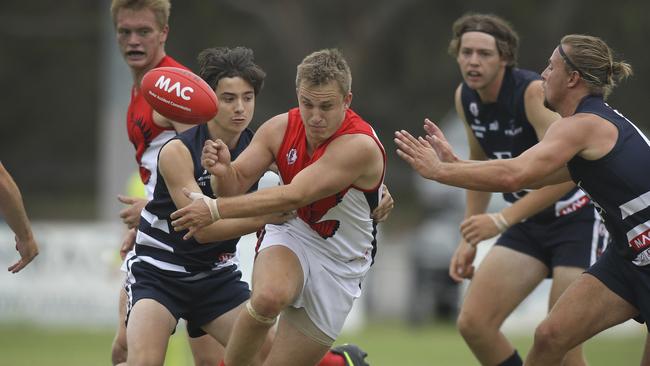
[299,191,347,239]
[557,195,590,216]
[469,102,479,117]
[489,120,499,131]
[197,169,211,187]
[286,148,298,165]
[630,228,650,253]
[504,127,523,136]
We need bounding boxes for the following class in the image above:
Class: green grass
[338,321,646,365]
[0,321,645,365]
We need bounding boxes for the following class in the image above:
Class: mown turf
[0,321,644,365]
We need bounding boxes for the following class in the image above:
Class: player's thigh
[548,266,585,309]
[126,298,177,362]
[201,302,246,345]
[463,246,548,320]
[187,334,224,366]
[251,245,304,308]
[263,315,331,366]
[542,273,638,344]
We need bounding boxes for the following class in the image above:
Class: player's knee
[126,343,166,366]
[533,320,568,352]
[250,288,292,317]
[456,309,491,340]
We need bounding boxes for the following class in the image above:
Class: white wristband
[489,212,510,233]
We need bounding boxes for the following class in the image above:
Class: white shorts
[259,223,368,340]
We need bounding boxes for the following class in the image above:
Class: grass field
[0,321,645,365]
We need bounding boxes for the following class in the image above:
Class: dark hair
[448,13,519,66]
[197,47,266,95]
[560,34,633,99]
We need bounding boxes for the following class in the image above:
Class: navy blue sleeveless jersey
[461,67,589,221]
[135,124,257,273]
[568,95,650,264]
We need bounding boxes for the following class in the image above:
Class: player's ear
[160,24,169,43]
[344,93,353,109]
[567,70,581,88]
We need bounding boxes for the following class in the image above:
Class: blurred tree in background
[0,0,647,220]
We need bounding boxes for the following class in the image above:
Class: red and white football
[141,66,218,124]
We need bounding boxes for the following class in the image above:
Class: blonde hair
[111,0,171,29]
[560,34,633,99]
[448,13,519,66]
[296,49,352,95]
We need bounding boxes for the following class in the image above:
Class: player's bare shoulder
[159,139,191,164]
[332,133,382,156]
[255,112,290,153]
[328,133,384,189]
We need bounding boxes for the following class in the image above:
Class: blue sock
[498,350,523,366]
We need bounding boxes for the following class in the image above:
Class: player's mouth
[231,117,247,124]
[466,70,482,81]
[126,50,146,60]
[308,125,327,131]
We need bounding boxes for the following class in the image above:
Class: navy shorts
[496,207,607,275]
[586,247,650,329]
[125,260,250,337]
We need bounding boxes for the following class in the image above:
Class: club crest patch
[287,148,298,165]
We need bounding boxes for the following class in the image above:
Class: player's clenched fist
[201,139,231,176]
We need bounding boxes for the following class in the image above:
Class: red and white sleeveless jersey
[275,108,386,265]
[126,56,188,198]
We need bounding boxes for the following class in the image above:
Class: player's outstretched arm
[171,133,383,234]
[423,119,461,163]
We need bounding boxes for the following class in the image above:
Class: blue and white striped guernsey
[132,124,257,274]
[568,95,650,265]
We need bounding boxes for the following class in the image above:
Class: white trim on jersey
[142,130,176,199]
[612,104,650,147]
[136,230,174,253]
[620,191,650,220]
[141,207,170,233]
[589,209,606,265]
[136,255,189,273]
[626,222,650,243]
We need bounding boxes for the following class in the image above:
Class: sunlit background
[1,1,649,365]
